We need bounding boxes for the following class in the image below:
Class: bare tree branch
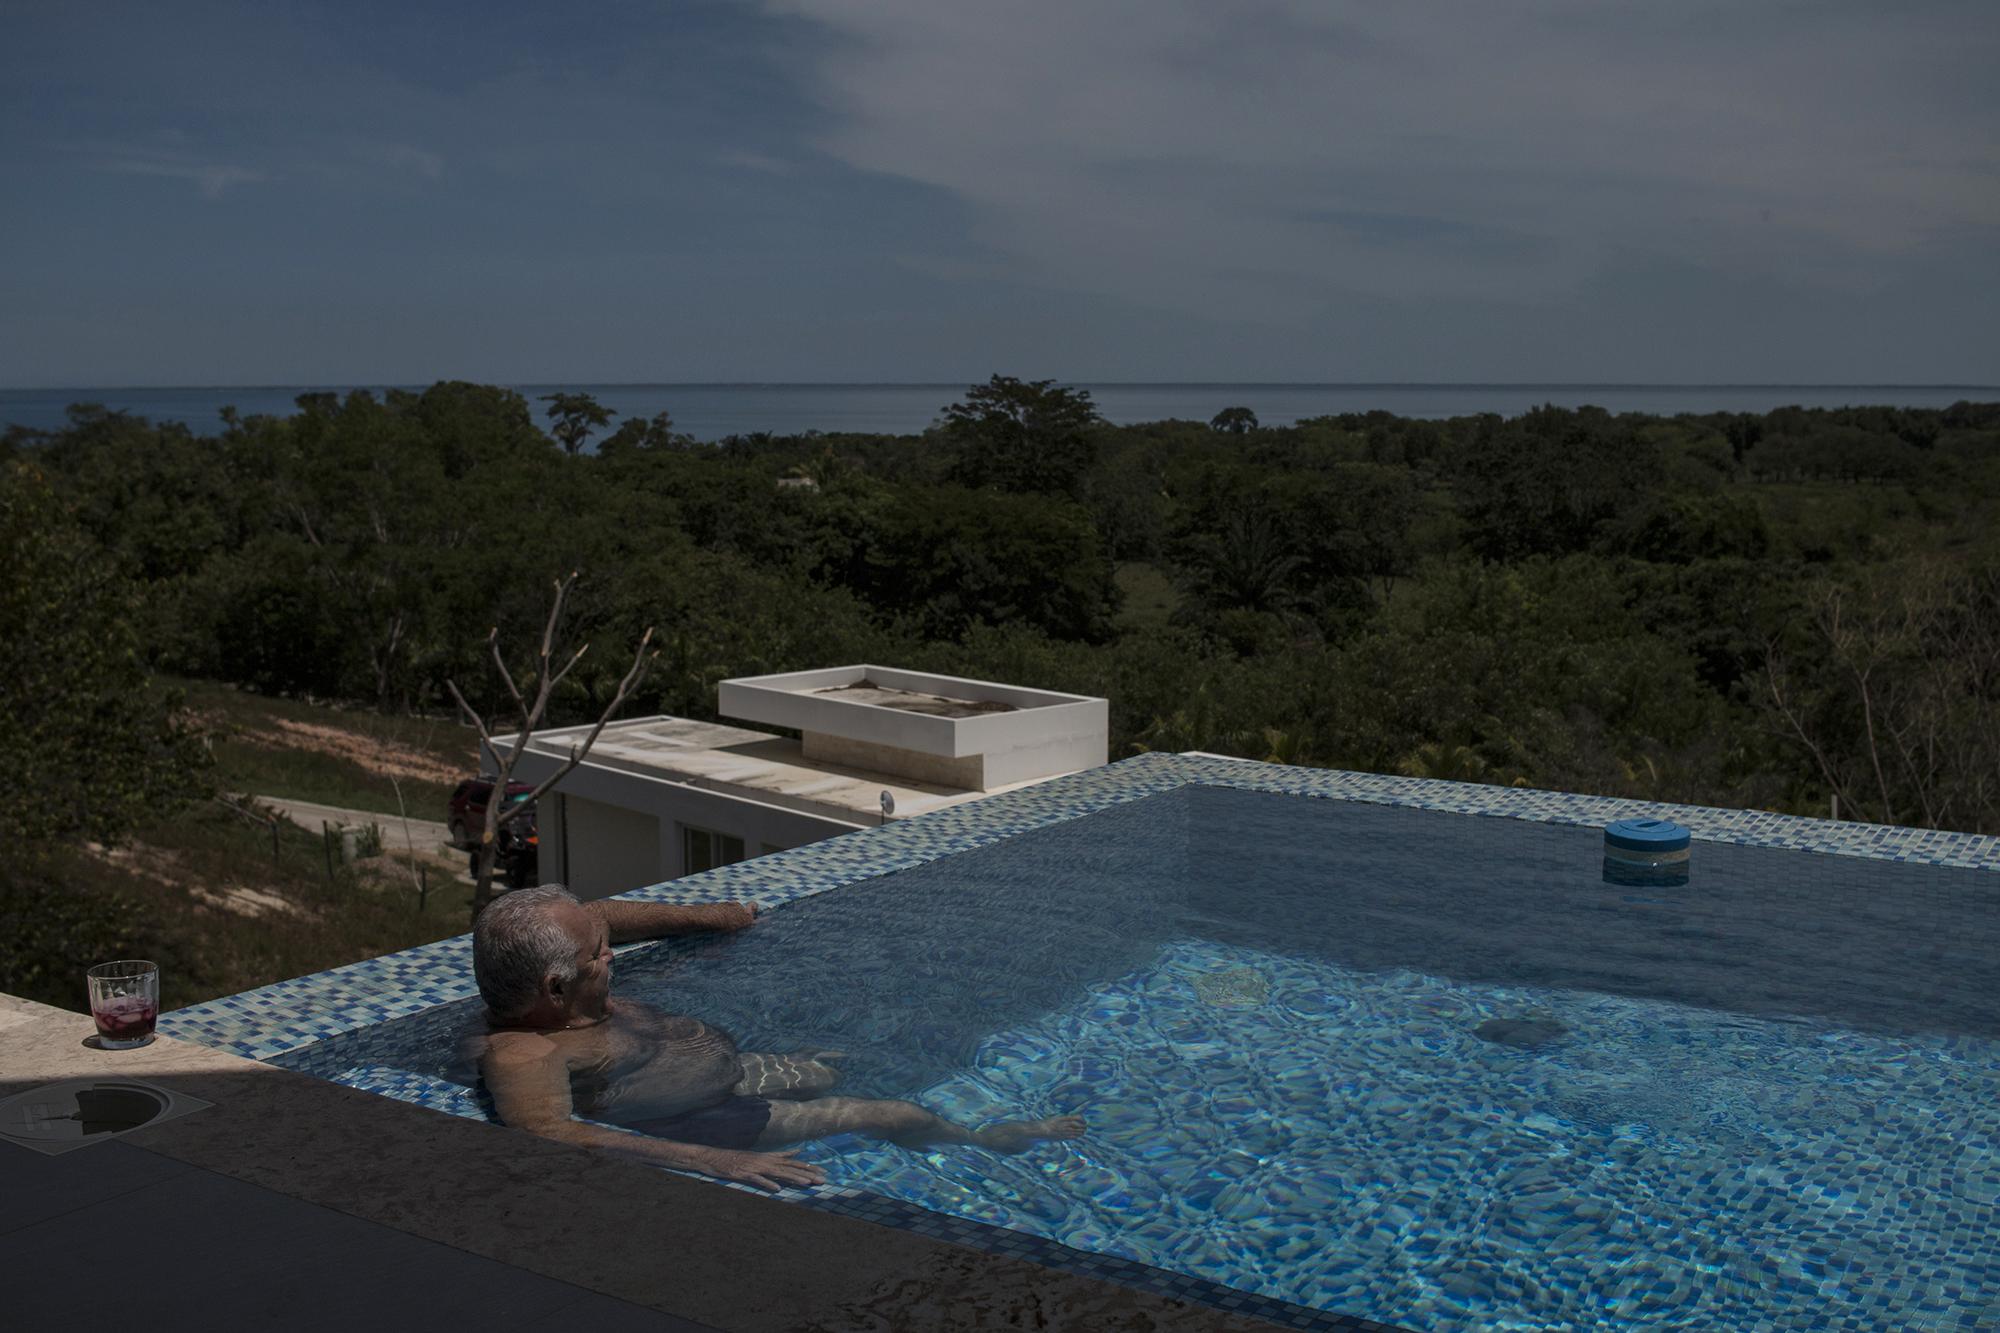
[540,573,575,665]
[387,773,425,896]
[1763,635,1859,816]
[501,627,656,819]
[1762,565,2000,835]
[447,571,654,914]
[444,678,498,750]
[546,643,591,696]
[487,627,529,731]
[1830,595,1899,825]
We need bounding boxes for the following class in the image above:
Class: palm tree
[1209,509,1303,613]
[1398,742,1491,782]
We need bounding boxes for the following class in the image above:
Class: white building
[495,665,1109,901]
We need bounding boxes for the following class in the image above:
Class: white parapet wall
[718,665,1108,791]
[506,734,870,899]
[550,795,662,902]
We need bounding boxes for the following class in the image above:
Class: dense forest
[6,379,1999,887]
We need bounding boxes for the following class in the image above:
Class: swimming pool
[164,757,2000,1331]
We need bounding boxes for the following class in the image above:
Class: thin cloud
[374,143,445,179]
[718,149,795,175]
[762,1,2000,320]
[95,157,269,197]
[60,130,273,198]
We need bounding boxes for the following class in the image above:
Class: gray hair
[473,884,583,1018]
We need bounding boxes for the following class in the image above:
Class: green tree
[1723,414,1763,467]
[540,391,616,455]
[271,392,455,706]
[599,410,684,455]
[0,874,147,1008]
[1607,493,1770,564]
[1325,557,1736,799]
[1085,461,1169,562]
[1210,406,1259,434]
[1187,507,1304,614]
[403,382,546,476]
[0,462,208,849]
[942,375,1102,499]
[187,533,354,697]
[1289,465,1419,612]
[852,486,1119,642]
[242,388,580,707]
[1456,407,1654,560]
[35,407,257,669]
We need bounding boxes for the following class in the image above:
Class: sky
[2,0,1996,386]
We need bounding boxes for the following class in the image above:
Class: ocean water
[4,382,1993,440]
[279,786,2000,1330]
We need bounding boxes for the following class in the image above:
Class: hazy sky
[3,0,1996,385]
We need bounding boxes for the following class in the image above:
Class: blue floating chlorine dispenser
[1602,817,1691,887]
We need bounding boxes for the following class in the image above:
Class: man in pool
[469,885,1084,1191]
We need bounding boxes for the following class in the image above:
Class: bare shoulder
[476,1028,580,1131]
[480,1022,617,1072]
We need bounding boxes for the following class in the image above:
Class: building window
[683,825,745,876]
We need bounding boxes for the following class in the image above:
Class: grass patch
[206,737,460,821]
[1,803,473,1014]
[175,677,477,820]
[175,678,477,761]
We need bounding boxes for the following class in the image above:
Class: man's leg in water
[755,1097,1084,1154]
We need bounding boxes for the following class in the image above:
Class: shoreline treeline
[6,379,1998,846]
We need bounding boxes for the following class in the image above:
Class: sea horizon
[6,381,1995,441]
[12,378,1998,390]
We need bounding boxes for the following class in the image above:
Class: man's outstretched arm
[592,898,756,943]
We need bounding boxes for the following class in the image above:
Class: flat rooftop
[512,715,1058,826]
[809,680,1018,719]
[717,667,1107,774]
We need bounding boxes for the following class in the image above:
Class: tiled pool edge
[154,752,2000,1333]
[161,750,2000,1061]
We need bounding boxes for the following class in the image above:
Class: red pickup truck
[447,776,539,884]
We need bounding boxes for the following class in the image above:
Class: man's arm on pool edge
[480,1030,820,1190]
[591,898,757,943]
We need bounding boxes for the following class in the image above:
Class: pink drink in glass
[86,961,159,1049]
[91,996,158,1044]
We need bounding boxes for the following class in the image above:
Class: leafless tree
[1763,565,2000,832]
[446,572,655,914]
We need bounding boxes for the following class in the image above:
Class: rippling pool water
[294,786,2000,1329]
[801,938,1998,1329]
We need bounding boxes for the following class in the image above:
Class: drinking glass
[86,961,159,1049]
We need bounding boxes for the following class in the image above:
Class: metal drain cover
[0,1078,211,1155]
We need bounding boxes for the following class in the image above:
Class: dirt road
[250,796,456,859]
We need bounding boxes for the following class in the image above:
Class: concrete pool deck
[0,992,1304,1331]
